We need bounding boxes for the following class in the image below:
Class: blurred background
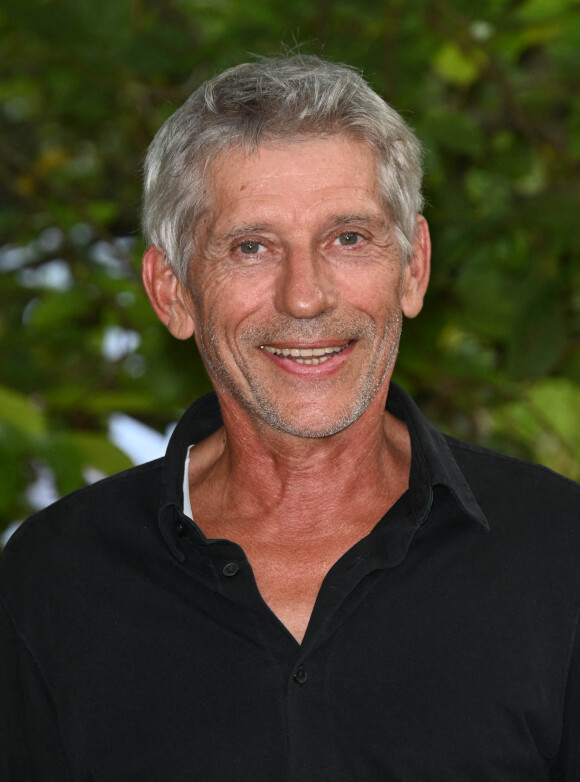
[1,0,579,541]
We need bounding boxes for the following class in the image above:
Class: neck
[188,384,411,539]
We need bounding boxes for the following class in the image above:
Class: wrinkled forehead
[206,131,381,187]
[198,134,386,224]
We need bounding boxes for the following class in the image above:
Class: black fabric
[1,383,580,781]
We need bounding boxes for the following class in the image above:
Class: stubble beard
[197,309,403,440]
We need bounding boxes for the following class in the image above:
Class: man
[1,55,579,781]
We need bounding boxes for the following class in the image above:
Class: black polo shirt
[2,384,580,781]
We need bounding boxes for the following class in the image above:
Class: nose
[275,247,337,318]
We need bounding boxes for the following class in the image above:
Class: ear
[142,246,195,340]
[401,215,431,319]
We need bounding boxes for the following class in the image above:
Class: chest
[45,534,572,782]
[222,529,372,642]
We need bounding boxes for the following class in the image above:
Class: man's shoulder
[0,459,165,598]
[445,433,580,525]
[446,432,580,489]
[14,456,164,533]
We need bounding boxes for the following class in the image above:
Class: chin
[252,397,372,439]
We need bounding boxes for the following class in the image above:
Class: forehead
[203,135,383,224]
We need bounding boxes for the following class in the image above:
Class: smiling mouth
[261,343,351,365]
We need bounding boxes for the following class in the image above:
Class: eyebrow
[222,214,387,239]
[329,213,387,231]
[222,224,269,242]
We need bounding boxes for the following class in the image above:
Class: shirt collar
[386,385,488,530]
[158,383,489,559]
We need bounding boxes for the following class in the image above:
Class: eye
[238,241,265,255]
[334,232,363,247]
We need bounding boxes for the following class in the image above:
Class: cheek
[337,255,403,297]
[340,274,403,319]
[194,283,267,354]
[211,273,276,326]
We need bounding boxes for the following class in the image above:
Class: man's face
[185,136,425,438]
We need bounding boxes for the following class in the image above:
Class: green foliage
[1,0,579,534]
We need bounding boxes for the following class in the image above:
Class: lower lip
[261,342,356,376]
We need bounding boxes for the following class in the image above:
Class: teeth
[261,344,348,365]
[296,357,323,365]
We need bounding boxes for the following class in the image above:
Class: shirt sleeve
[555,611,580,781]
[0,597,69,781]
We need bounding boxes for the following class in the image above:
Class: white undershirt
[182,444,195,520]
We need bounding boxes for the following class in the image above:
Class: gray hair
[143,55,424,282]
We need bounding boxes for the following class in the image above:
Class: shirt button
[293,665,308,685]
[222,562,240,577]
[176,521,185,537]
